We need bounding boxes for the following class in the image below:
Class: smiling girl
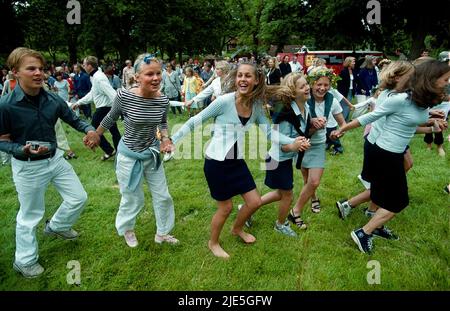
[171,62,303,258]
[96,53,178,248]
[287,67,346,228]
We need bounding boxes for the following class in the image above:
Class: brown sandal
[311,198,321,213]
[287,210,307,230]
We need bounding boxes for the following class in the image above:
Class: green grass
[0,112,449,291]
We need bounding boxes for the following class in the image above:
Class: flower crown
[306,66,341,88]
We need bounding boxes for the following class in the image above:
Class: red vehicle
[277,50,384,75]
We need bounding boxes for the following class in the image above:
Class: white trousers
[11,149,87,266]
[115,153,175,236]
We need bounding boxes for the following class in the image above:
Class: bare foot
[231,229,256,244]
[208,240,230,259]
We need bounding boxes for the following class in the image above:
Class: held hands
[23,144,49,155]
[311,117,327,129]
[431,120,443,133]
[291,136,311,152]
[429,109,445,119]
[72,103,80,110]
[330,129,344,141]
[160,137,175,153]
[185,99,194,108]
[83,131,100,150]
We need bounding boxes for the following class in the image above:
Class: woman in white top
[185,61,231,108]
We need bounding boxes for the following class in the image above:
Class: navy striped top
[100,89,169,152]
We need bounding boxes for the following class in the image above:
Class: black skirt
[360,138,375,183]
[204,158,256,201]
[264,157,293,190]
[369,144,409,213]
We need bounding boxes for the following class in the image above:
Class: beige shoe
[438,147,446,157]
[13,262,44,278]
[124,230,138,247]
[155,234,179,244]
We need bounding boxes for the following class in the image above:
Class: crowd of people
[0,46,449,278]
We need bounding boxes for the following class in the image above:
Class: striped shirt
[100,89,169,152]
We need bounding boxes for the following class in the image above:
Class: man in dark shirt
[73,63,92,119]
[0,47,100,278]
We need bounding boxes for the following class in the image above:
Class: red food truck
[277,50,384,75]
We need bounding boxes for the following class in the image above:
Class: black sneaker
[372,226,399,240]
[363,207,376,218]
[351,228,374,254]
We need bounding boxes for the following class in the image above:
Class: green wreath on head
[306,67,341,89]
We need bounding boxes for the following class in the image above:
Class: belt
[13,149,56,161]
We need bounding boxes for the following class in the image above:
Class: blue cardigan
[171,92,295,161]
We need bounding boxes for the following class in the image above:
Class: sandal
[311,198,321,213]
[287,209,307,230]
[101,150,116,161]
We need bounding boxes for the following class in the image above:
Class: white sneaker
[357,174,371,190]
[155,234,179,244]
[336,200,352,219]
[124,230,138,247]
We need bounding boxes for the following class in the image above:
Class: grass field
[0,112,449,291]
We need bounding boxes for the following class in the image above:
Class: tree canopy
[1,0,448,64]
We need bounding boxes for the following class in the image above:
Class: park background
[0,116,448,290]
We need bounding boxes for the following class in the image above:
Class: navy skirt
[369,144,409,213]
[264,157,293,190]
[360,138,375,184]
[204,158,256,201]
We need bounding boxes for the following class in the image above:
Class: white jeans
[115,153,175,236]
[11,149,87,266]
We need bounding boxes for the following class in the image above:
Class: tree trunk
[68,34,78,65]
[408,11,429,60]
[178,49,183,66]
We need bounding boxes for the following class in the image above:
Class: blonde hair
[214,61,231,75]
[7,47,46,70]
[412,56,434,66]
[268,57,279,69]
[84,56,98,69]
[312,58,326,67]
[360,55,376,69]
[378,60,414,90]
[343,57,355,68]
[377,58,392,69]
[222,62,266,108]
[133,53,161,73]
[281,72,305,93]
[184,66,194,76]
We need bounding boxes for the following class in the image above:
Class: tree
[0,0,24,58]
